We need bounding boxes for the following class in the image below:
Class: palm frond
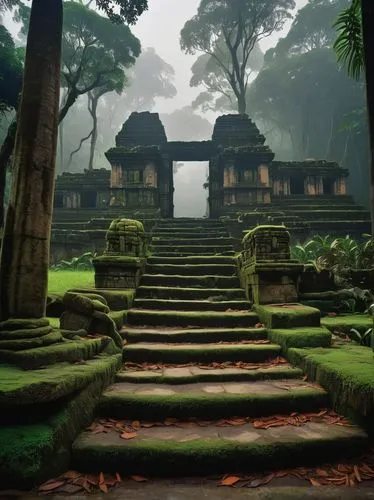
[333,0,364,80]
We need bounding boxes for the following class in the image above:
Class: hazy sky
[131,0,309,114]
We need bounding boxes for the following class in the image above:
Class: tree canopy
[0,25,23,111]
[180,0,295,114]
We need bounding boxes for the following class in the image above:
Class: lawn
[48,270,95,294]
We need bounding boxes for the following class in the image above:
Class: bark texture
[0,0,63,320]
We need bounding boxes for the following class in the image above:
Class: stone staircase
[71,218,368,476]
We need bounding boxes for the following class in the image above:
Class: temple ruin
[51,112,370,259]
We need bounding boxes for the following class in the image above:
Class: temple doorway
[290,176,305,195]
[173,162,208,218]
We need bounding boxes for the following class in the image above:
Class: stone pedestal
[93,218,147,289]
[239,225,303,305]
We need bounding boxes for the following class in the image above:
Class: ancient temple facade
[53,112,369,237]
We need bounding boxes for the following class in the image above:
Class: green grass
[48,271,94,294]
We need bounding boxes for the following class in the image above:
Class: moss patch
[109,310,126,330]
[288,345,374,427]
[0,354,121,489]
[268,327,332,351]
[321,314,372,334]
[0,354,122,406]
[97,387,328,421]
[255,304,320,329]
[0,338,108,369]
[71,427,367,477]
[48,271,94,294]
[123,343,281,364]
[69,288,135,311]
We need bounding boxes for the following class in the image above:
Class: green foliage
[292,234,374,270]
[333,0,364,80]
[0,24,23,111]
[50,252,96,271]
[180,0,295,113]
[348,327,372,347]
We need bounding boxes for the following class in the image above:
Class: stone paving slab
[116,365,303,384]
[105,379,325,397]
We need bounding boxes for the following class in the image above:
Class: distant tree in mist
[180,0,295,114]
[190,42,263,113]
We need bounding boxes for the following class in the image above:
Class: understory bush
[292,234,374,280]
[50,252,96,271]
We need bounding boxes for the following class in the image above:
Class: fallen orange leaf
[38,480,65,492]
[131,475,148,482]
[220,475,241,486]
[120,431,137,440]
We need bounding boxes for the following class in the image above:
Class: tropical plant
[292,234,374,276]
[333,0,363,79]
[348,327,372,346]
[50,251,96,271]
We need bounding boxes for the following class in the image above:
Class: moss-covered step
[0,354,121,489]
[151,245,235,255]
[0,355,122,406]
[141,274,239,288]
[147,255,235,265]
[268,327,332,351]
[132,298,249,312]
[153,250,236,257]
[145,263,237,276]
[95,379,328,420]
[288,344,374,428]
[68,288,135,311]
[126,309,259,328]
[152,237,234,246]
[255,304,321,329]
[116,365,303,384]
[0,337,113,370]
[123,342,281,364]
[321,314,372,334]
[122,326,267,344]
[136,286,246,300]
[72,418,367,477]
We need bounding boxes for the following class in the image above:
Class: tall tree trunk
[0,120,17,229]
[361,0,374,235]
[237,92,247,114]
[59,89,78,123]
[0,0,62,320]
[59,120,64,172]
[88,93,98,171]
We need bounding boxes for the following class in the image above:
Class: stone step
[122,342,280,364]
[157,219,223,226]
[151,245,235,254]
[95,379,328,420]
[145,263,237,276]
[270,211,370,221]
[147,256,236,265]
[140,274,240,288]
[152,250,236,257]
[116,364,303,384]
[152,237,235,246]
[122,327,267,343]
[126,309,258,328]
[136,286,246,300]
[72,418,367,476]
[132,298,249,311]
[153,229,230,237]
